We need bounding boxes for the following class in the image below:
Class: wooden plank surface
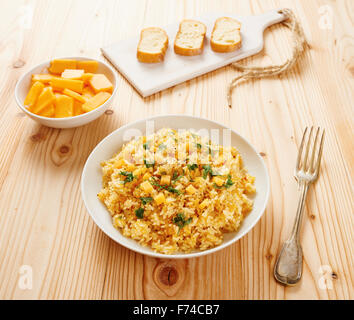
[0,0,352,300]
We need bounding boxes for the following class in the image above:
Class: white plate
[81,115,270,258]
[101,10,285,97]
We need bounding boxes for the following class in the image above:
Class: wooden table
[0,0,352,300]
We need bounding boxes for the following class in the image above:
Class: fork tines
[296,127,325,175]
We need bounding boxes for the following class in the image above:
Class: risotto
[98,128,256,254]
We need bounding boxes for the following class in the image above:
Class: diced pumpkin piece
[199,199,209,210]
[140,181,153,194]
[115,159,126,168]
[32,74,54,84]
[89,74,113,93]
[160,175,171,185]
[31,87,55,114]
[62,88,87,103]
[142,172,151,181]
[61,69,84,80]
[154,193,166,205]
[195,177,204,184]
[77,60,99,73]
[213,176,224,187]
[186,185,197,194]
[73,100,83,116]
[38,103,55,117]
[127,163,135,171]
[82,92,111,113]
[50,78,84,93]
[82,85,95,99]
[49,59,77,74]
[24,81,44,109]
[82,73,94,84]
[133,168,143,177]
[54,94,74,118]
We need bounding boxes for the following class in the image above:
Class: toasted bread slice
[137,27,169,63]
[211,17,242,53]
[174,20,207,56]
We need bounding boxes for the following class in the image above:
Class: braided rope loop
[227,9,307,108]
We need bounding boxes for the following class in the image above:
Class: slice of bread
[174,20,207,56]
[211,17,242,53]
[137,27,169,63]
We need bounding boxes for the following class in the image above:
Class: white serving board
[101,9,285,97]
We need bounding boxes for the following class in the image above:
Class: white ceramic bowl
[15,57,118,129]
[81,115,270,259]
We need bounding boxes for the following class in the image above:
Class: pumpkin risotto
[98,128,256,254]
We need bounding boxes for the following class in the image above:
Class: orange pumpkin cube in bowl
[54,94,74,118]
[31,87,56,114]
[24,81,45,109]
[32,74,54,84]
[82,92,111,113]
[89,74,113,93]
[61,69,85,80]
[51,78,84,93]
[77,60,99,73]
[49,59,77,74]
[62,88,87,104]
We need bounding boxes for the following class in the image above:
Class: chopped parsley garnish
[143,142,150,150]
[150,177,163,190]
[150,177,182,195]
[196,143,202,150]
[120,171,134,184]
[202,165,221,179]
[173,213,192,232]
[172,171,183,184]
[135,208,144,219]
[213,175,234,189]
[167,186,182,195]
[202,165,213,179]
[144,159,155,168]
[140,197,153,205]
[225,175,234,189]
[158,144,167,151]
[187,164,198,171]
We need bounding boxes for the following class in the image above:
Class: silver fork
[274,127,325,286]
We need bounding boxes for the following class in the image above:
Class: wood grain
[0,0,352,300]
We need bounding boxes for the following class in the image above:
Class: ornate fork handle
[274,181,309,285]
[274,127,324,286]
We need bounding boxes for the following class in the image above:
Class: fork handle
[274,181,309,285]
[290,181,310,241]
